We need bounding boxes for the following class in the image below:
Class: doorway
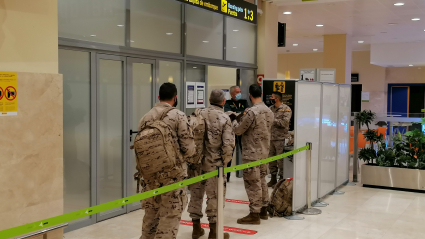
[351,84,362,113]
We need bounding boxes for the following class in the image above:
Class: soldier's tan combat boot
[267,175,277,188]
[260,207,269,220]
[208,223,230,239]
[236,212,261,225]
[192,219,205,239]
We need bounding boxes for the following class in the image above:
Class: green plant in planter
[355,110,376,130]
[359,148,376,164]
[393,132,418,168]
[377,148,396,167]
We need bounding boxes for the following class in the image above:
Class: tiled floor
[64,175,425,239]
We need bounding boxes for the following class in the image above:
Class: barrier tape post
[217,166,224,239]
[1,146,309,239]
[301,143,321,215]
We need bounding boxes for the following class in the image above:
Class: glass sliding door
[126,57,155,212]
[97,54,127,221]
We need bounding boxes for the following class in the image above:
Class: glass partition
[58,0,126,45]
[130,0,182,53]
[186,6,223,59]
[59,49,91,223]
[226,17,256,64]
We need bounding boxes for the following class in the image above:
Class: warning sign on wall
[0,72,18,116]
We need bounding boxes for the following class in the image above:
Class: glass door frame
[96,54,128,222]
[126,57,156,213]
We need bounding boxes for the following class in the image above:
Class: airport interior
[1,0,425,238]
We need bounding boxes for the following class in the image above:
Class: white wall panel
[336,85,351,186]
[293,82,322,211]
[319,84,339,198]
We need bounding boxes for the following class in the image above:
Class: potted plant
[361,117,425,191]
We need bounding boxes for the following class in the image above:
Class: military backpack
[133,107,177,179]
[187,109,206,165]
[267,178,293,217]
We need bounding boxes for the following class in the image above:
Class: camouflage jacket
[138,102,196,173]
[198,105,235,172]
[269,103,292,141]
[234,102,273,162]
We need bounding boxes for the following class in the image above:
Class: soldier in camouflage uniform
[188,89,235,239]
[267,91,292,187]
[233,84,274,225]
[138,83,196,239]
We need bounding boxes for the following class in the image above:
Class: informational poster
[300,69,317,81]
[0,72,18,116]
[195,82,206,108]
[186,82,196,109]
[361,92,370,102]
[318,69,336,83]
[262,79,296,131]
[222,89,231,100]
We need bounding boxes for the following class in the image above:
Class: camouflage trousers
[187,163,226,223]
[268,140,286,177]
[242,162,269,213]
[141,174,187,239]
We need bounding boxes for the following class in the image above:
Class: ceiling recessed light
[233,29,239,32]
[316,24,324,27]
[358,41,364,43]
[203,41,209,43]
[233,47,237,48]
[293,44,298,46]
[166,33,173,35]
[283,11,292,15]
[90,35,96,37]
[313,49,318,51]
[130,40,135,43]
[388,23,397,25]
[193,67,197,69]
[412,18,420,21]
[117,24,124,27]
[394,3,404,6]
[409,64,413,66]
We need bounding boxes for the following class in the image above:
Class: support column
[323,34,352,84]
[257,2,278,79]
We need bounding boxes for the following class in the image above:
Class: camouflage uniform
[268,104,292,177]
[188,105,235,223]
[138,102,195,239]
[234,102,273,213]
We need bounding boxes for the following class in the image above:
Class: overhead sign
[176,0,257,24]
[0,72,18,116]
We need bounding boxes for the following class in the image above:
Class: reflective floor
[64,170,425,239]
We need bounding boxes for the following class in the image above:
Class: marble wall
[0,72,63,237]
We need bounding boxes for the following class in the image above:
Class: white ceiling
[275,0,425,53]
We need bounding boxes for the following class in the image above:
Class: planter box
[361,164,425,191]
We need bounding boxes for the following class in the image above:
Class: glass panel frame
[96,54,127,222]
[60,49,94,230]
[125,57,156,213]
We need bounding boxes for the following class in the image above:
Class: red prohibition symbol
[0,87,3,100]
[5,86,17,101]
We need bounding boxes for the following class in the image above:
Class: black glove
[229,114,237,122]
